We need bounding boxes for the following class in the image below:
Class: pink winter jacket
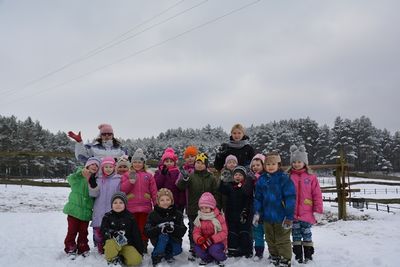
[120,170,158,214]
[193,208,228,249]
[290,168,323,224]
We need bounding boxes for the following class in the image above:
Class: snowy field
[0,181,399,267]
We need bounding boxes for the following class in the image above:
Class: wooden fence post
[336,151,347,220]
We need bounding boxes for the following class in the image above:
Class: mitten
[88,173,97,188]
[67,131,82,143]
[163,222,175,234]
[252,213,260,227]
[179,166,189,181]
[313,212,323,223]
[113,230,128,247]
[282,218,293,230]
[240,209,248,224]
[129,171,137,184]
[161,165,169,175]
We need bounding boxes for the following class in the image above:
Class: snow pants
[64,215,89,254]
[151,233,183,259]
[264,222,292,261]
[194,243,227,263]
[292,220,312,242]
[104,239,142,266]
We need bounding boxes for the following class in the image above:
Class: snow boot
[199,259,209,265]
[270,255,280,266]
[151,255,163,266]
[279,257,291,267]
[66,250,77,260]
[292,243,303,263]
[303,242,314,263]
[253,246,264,261]
[188,247,196,261]
[216,260,226,267]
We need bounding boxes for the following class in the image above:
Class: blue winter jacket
[254,170,296,223]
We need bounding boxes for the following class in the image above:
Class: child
[154,148,186,212]
[101,192,143,266]
[193,192,228,266]
[219,166,253,258]
[63,157,100,258]
[214,123,255,172]
[120,148,158,253]
[89,156,121,254]
[250,153,266,261]
[288,145,323,263]
[219,155,238,213]
[253,152,296,267]
[182,145,198,174]
[176,153,220,258]
[145,188,187,266]
[116,155,130,175]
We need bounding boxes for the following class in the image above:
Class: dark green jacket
[177,170,219,217]
[63,167,94,221]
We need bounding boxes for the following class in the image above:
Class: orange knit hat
[184,145,198,159]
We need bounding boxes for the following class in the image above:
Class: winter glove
[129,171,137,184]
[252,213,260,227]
[240,209,248,224]
[179,166,189,181]
[282,218,293,230]
[313,212,323,223]
[220,170,233,183]
[196,236,213,250]
[113,230,128,247]
[161,165,169,175]
[67,131,82,143]
[88,173,97,188]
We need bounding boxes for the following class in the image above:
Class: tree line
[0,115,399,178]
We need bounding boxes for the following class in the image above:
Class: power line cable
[0,0,262,108]
[0,0,191,96]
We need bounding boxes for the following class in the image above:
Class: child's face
[251,160,263,173]
[158,195,172,209]
[231,129,244,142]
[102,164,115,176]
[117,165,129,175]
[265,162,279,173]
[292,161,305,170]
[233,172,245,183]
[225,160,237,171]
[200,206,212,213]
[87,164,99,174]
[112,198,125,213]
[163,158,175,168]
[131,160,144,171]
[185,155,196,165]
[195,161,206,171]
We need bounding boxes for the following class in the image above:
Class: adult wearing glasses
[68,123,127,164]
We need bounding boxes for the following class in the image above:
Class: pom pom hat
[161,147,178,163]
[198,192,217,210]
[290,145,309,165]
[98,123,113,134]
[132,148,146,162]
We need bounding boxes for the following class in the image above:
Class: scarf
[226,138,250,149]
[194,210,222,235]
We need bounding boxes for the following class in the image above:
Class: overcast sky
[0,0,399,140]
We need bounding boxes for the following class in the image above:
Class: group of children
[63,123,323,267]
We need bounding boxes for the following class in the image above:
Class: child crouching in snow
[145,188,187,266]
[101,192,143,266]
[193,192,228,266]
[63,157,100,258]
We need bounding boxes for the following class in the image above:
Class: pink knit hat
[161,147,178,163]
[225,154,238,166]
[98,123,114,134]
[251,154,266,165]
[101,156,116,167]
[198,192,216,209]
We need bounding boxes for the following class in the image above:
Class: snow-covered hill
[0,183,399,267]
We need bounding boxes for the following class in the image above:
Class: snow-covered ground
[1,181,399,267]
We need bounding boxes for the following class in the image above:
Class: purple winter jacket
[89,173,121,227]
[154,165,186,209]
